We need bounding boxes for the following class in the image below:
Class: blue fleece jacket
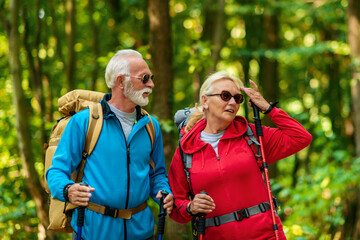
[46,93,171,239]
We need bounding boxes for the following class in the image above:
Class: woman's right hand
[240,80,270,112]
[189,193,216,215]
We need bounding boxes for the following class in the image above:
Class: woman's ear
[201,95,209,110]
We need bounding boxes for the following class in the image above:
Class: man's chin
[135,97,149,107]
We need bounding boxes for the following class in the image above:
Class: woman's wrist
[263,101,279,114]
[186,201,194,216]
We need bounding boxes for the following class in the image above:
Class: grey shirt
[108,103,136,141]
[200,130,225,158]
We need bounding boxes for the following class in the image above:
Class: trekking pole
[198,191,208,240]
[158,190,169,240]
[251,102,279,240]
[77,182,88,240]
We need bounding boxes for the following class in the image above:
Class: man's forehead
[128,57,150,72]
[128,56,147,66]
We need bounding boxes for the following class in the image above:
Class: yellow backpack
[44,90,155,232]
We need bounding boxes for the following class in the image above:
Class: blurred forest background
[1,0,360,239]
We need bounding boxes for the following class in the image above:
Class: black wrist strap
[63,183,74,202]
[264,101,279,114]
[186,202,194,216]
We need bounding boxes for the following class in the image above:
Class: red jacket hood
[180,116,249,154]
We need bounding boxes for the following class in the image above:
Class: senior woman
[168,71,312,239]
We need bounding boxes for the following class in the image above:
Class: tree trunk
[88,0,100,91]
[259,8,279,178]
[47,0,64,122]
[105,0,123,48]
[327,53,342,136]
[66,0,76,90]
[193,72,202,103]
[202,0,225,73]
[240,56,251,120]
[241,0,263,120]
[346,0,360,238]
[319,23,343,138]
[8,0,55,239]
[348,0,360,158]
[189,0,226,102]
[260,13,279,120]
[48,0,64,63]
[148,0,174,162]
[22,0,47,161]
[148,0,188,238]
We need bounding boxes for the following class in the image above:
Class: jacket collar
[101,93,145,121]
[181,116,249,154]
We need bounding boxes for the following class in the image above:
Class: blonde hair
[185,71,244,133]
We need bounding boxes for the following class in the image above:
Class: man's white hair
[105,49,143,88]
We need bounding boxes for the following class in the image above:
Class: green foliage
[159,119,176,134]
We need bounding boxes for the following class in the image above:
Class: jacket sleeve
[253,107,312,164]
[149,117,172,203]
[168,148,193,223]
[45,111,88,202]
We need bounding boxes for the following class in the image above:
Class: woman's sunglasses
[127,74,154,84]
[206,90,244,104]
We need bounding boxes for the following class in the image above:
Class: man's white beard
[123,80,152,106]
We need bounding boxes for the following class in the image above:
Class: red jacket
[169,108,312,240]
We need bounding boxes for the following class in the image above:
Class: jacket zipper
[125,147,131,209]
[124,146,130,240]
[114,116,130,240]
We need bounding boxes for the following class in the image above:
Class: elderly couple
[46,49,311,240]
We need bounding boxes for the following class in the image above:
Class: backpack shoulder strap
[179,143,192,180]
[85,103,104,155]
[142,109,156,174]
[243,125,263,169]
[244,125,260,146]
[76,103,103,182]
[178,140,195,198]
[144,115,155,149]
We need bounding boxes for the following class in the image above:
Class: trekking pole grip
[197,191,208,237]
[77,182,88,227]
[158,190,169,236]
[251,101,263,137]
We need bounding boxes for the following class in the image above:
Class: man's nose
[146,77,155,88]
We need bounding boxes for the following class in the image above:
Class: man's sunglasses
[127,74,154,84]
[206,90,244,104]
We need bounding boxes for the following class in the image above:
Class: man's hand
[156,190,174,215]
[68,183,95,206]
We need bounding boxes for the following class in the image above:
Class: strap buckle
[82,151,88,159]
[235,208,250,221]
[104,206,118,218]
[258,202,267,213]
[273,197,278,210]
[213,216,221,227]
[273,197,279,215]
